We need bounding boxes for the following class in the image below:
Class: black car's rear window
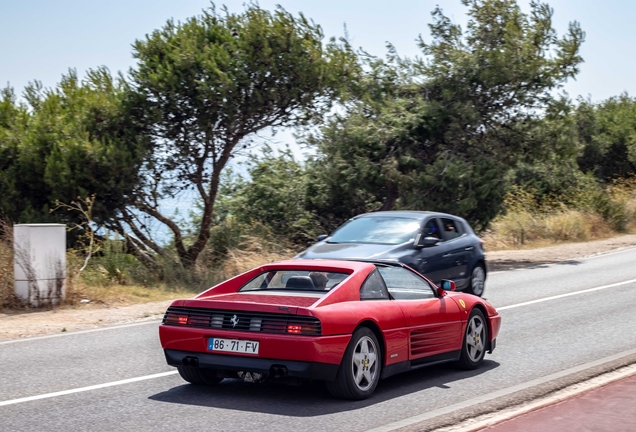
[329,216,421,245]
[239,270,350,292]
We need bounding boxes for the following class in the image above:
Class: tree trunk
[380,182,399,211]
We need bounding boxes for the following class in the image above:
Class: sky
[2,0,635,103]
[2,0,635,160]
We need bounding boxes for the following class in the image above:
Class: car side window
[360,269,390,300]
[440,217,462,240]
[422,219,441,239]
[377,266,435,300]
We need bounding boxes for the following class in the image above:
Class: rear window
[240,270,350,292]
[329,216,422,245]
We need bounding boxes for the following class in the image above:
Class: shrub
[485,178,635,249]
[0,220,18,308]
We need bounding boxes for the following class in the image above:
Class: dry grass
[59,234,296,307]
[0,220,21,309]
[483,210,614,250]
[484,179,636,251]
[59,250,181,306]
[63,281,186,306]
[194,236,296,288]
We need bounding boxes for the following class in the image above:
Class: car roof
[353,210,462,220]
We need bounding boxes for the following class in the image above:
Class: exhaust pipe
[270,365,288,379]
[182,356,199,367]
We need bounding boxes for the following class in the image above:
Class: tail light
[164,313,189,325]
[286,322,321,335]
[287,324,303,334]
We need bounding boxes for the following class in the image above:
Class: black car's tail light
[162,306,321,336]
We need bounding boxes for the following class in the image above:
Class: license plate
[208,338,259,355]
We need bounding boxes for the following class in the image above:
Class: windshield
[240,270,350,292]
[329,216,422,245]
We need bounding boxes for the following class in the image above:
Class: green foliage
[575,94,636,181]
[218,147,320,244]
[0,70,150,229]
[127,3,358,267]
[0,87,29,220]
[304,0,585,231]
[81,237,148,286]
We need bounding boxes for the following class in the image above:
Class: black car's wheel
[457,308,487,370]
[326,327,381,400]
[177,365,223,385]
[465,264,486,297]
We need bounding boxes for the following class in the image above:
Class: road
[1,247,636,432]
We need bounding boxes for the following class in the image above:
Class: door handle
[443,253,452,257]
[465,247,473,251]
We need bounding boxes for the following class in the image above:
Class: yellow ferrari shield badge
[459,299,466,308]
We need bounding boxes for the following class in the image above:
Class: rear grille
[162,306,321,336]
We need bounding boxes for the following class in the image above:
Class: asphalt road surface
[2,247,636,432]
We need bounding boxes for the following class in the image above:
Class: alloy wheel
[471,266,486,296]
[465,314,486,362]
[351,335,378,391]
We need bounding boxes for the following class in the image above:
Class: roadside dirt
[2,234,636,342]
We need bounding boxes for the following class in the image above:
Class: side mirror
[316,234,328,242]
[441,280,456,291]
[417,236,440,248]
[436,279,456,297]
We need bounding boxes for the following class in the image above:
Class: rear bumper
[165,349,340,381]
[159,324,351,364]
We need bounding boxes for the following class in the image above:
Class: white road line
[0,371,178,407]
[498,278,636,311]
[0,320,162,345]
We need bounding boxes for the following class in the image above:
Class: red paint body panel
[397,297,463,359]
[308,300,410,365]
[159,259,501,376]
[206,293,319,308]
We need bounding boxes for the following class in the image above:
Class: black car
[295,211,487,296]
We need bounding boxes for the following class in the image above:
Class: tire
[457,308,487,370]
[326,327,382,400]
[177,365,223,385]
[465,264,486,297]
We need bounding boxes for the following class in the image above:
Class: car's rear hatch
[181,292,321,315]
[165,293,322,335]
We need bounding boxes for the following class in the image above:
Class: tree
[127,3,357,267]
[218,147,320,245]
[575,94,636,181]
[306,0,584,231]
[0,70,151,247]
[0,87,28,221]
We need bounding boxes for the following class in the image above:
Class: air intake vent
[163,306,321,336]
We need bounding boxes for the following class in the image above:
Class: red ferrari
[159,259,501,400]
